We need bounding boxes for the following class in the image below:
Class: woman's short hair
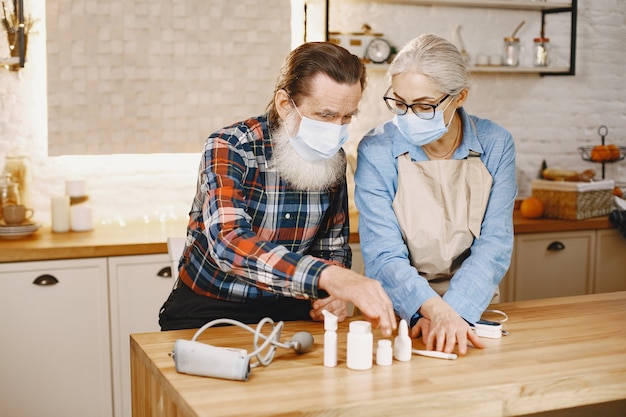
[388,34,470,96]
[267,42,367,128]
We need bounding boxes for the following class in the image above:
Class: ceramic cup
[2,204,34,225]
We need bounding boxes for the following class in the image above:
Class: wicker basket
[531,179,614,220]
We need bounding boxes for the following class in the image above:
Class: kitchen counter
[512,210,613,234]
[0,211,615,264]
[131,292,626,417]
[0,220,189,263]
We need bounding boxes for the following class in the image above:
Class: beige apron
[392,152,494,297]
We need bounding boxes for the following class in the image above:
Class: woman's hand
[411,297,484,355]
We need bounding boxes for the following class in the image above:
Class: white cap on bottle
[322,309,338,331]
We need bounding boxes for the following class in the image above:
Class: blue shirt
[354,107,517,324]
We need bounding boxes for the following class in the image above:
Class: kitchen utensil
[511,20,526,39]
[2,204,34,225]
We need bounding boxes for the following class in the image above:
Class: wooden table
[131,292,626,417]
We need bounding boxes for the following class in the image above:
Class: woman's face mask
[289,102,350,162]
[394,99,455,147]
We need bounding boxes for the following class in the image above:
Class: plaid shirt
[178,114,352,302]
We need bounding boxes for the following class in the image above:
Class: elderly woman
[354,34,517,355]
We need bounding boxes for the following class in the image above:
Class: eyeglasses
[383,88,450,120]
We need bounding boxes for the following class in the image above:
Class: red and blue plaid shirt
[178,114,352,302]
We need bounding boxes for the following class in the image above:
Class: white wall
[0,0,625,228]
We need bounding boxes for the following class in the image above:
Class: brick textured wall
[0,0,624,227]
[45,0,290,155]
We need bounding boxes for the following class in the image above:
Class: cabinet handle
[157,266,172,278]
[547,241,565,251]
[32,274,59,286]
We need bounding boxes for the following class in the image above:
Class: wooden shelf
[365,63,572,75]
[337,0,572,11]
[319,0,577,76]
[470,65,571,74]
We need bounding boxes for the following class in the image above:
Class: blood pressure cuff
[609,210,626,239]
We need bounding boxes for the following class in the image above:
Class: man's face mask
[289,101,349,162]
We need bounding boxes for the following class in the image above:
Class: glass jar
[0,174,21,206]
[503,36,520,67]
[3,153,32,208]
[533,37,550,67]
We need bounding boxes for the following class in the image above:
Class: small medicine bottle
[393,319,412,362]
[322,310,338,368]
[376,340,393,366]
[533,37,550,67]
[347,320,373,370]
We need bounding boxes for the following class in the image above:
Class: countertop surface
[0,220,189,263]
[130,292,626,417]
[0,211,615,264]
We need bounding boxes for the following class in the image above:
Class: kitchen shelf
[337,0,573,11]
[366,63,572,75]
[312,0,577,76]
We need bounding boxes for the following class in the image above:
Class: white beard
[271,113,345,191]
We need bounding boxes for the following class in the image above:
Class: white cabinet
[594,229,626,293]
[512,230,595,301]
[0,258,112,417]
[506,228,626,302]
[108,254,174,417]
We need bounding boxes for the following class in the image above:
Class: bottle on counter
[346,320,373,370]
[376,340,393,366]
[393,319,412,362]
[322,310,338,368]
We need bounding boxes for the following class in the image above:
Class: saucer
[0,222,41,238]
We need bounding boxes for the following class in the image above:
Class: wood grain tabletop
[131,291,626,417]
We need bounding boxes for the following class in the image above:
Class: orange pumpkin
[590,145,611,162]
[607,144,620,161]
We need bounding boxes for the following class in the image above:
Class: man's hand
[410,297,484,355]
[310,296,348,322]
[318,265,396,337]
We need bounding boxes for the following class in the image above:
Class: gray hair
[387,34,470,96]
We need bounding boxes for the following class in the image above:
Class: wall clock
[365,38,392,64]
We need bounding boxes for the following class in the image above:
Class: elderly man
[159,42,396,337]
